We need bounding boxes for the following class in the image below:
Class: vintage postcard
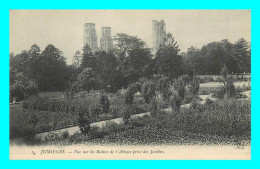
[9,10,251,160]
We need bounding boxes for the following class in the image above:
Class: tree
[37,44,68,91]
[183,38,251,75]
[233,38,251,73]
[27,44,41,80]
[10,71,38,102]
[114,33,152,85]
[72,50,82,67]
[81,44,97,70]
[155,34,183,79]
[10,50,30,76]
[96,51,119,92]
[184,46,203,75]
[164,33,180,49]
[77,68,103,93]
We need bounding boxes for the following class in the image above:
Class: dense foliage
[10,33,250,97]
[183,39,251,75]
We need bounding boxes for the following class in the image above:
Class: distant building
[152,20,166,53]
[83,23,99,52]
[100,27,113,52]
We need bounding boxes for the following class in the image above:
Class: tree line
[10,32,250,100]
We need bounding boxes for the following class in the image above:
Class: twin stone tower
[83,20,166,53]
[83,23,112,53]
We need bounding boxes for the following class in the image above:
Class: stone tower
[100,27,113,52]
[152,20,166,53]
[83,23,99,52]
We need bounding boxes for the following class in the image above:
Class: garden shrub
[89,103,101,121]
[183,93,194,104]
[169,93,182,113]
[10,81,26,102]
[24,80,38,97]
[62,130,69,139]
[205,98,213,105]
[22,100,29,109]
[190,98,200,109]
[174,77,186,100]
[109,106,122,118]
[225,78,236,98]
[103,121,120,134]
[125,82,142,105]
[89,126,108,139]
[180,74,192,84]
[156,75,170,102]
[77,104,91,134]
[141,80,156,104]
[188,76,200,98]
[45,132,63,142]
[125,90,134,105]
[213,86,226,99]
[123,105,132,125]
[149,98,160,118]
[99,94,110,114]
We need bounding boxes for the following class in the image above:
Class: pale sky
[10,10,251,64]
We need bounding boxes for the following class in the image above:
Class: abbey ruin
[83,23,99,52]
[84,23,113,53]
[100,27,113,52]
[83,20,166,53]
[152,20,166,52]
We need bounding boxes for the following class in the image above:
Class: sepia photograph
[9,10,251,160]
